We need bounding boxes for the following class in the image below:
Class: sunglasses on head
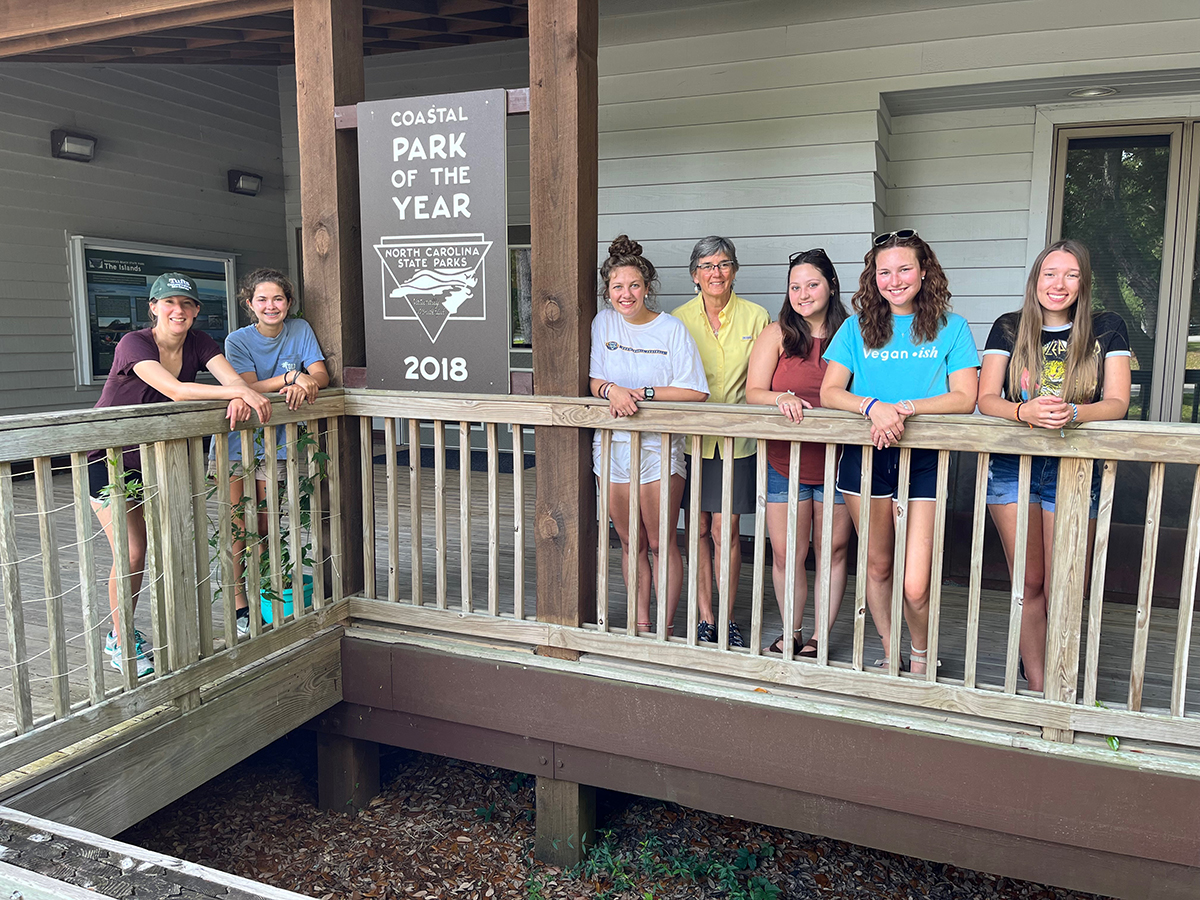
[873,229,918,247]
[788,248,828,266]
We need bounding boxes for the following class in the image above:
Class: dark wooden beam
[0,0,291,59]
[294,0,366,597]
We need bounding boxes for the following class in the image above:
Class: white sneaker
[236,609,251,639]
[111,644,154,677]
[105,629,153,661]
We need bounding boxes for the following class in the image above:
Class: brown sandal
[798,636,819,658]
[766,633,802,655]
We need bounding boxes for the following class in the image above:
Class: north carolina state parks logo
[374,233,493,343]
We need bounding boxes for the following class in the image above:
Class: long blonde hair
[1008,240,1099,403]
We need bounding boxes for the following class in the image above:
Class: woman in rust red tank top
[745,249,851,657]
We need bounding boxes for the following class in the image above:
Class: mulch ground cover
[120,732,1113,900]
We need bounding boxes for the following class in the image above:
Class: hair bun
[608,235,642,258]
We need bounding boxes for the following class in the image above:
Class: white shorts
[593,434,686,484]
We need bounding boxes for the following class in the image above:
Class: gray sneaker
[105,629,153,661]
[111,643,154,678]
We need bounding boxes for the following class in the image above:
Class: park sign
[358,89,508,392]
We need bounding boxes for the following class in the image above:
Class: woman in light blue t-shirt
[820,230,979,674]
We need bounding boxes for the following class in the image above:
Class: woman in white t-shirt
[589,235,709,635]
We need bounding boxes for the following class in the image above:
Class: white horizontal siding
[0,62,287,416]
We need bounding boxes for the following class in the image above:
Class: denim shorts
[836,445,939,501]
[765,461,844,505]
[986,454,1101,517]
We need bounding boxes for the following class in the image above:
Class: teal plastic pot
[260,574,314,623]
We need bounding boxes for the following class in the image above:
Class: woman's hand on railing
[233,387,273,425]
[868,401,911,449]
[775,392,812,424]
[608,385,643,418]
[1020,396,1071,430]
[281,372,322,410]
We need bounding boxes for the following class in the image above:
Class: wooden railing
[5,388,1200,780]
[0,395,347,776]
[340,390,1200,760]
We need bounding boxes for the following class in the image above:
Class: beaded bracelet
[1069,402,1079,422]
[776,390,796,406]
[898,399,916,414]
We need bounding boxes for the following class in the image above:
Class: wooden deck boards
[1,454,1197,736]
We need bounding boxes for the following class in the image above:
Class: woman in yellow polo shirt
[673,236,770,646]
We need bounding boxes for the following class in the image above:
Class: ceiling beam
[0,0,290,59]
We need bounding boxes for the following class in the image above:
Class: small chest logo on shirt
[741,335,753,341]
[606,341,618,350]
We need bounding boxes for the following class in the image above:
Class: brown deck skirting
[329,636,1200,899]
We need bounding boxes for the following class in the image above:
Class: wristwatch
[642,386,655,400]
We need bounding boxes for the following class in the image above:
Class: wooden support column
[317,731,380,811]
[294,0,365,596]
[530,0,599,863]
[1042,456,1091,742]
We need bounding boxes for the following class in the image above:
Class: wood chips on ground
[120,733,1114,900]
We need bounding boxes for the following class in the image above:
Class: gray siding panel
[0,62,288,416]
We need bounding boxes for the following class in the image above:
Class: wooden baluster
[1084,460,1117,707]
[0,462,33,731]
[213,434,238,647]
[156,440,200,673]
[434,421,448,610]
[327,417,344,605]
[816,442,837,667]
[487,422,500,615]
[411,418,425,607]
[306,419,326,610]
[655,433,671,641]
[627,431,642,636]
[139,442,166,669]
[263,427,284,628]
[189,436,213,654]
[385,419,399,603]
[359,416,376,600]
[749,441,768,656]
[459,421,472,613]
[1043,456,1092,742]
[686,435,702,646]
[717,436,735,651]
[923,450,951,684]
[596,429,611,632]
[286,424,305,620]
[963,452,989,690]
[1171,464,1200,716]
[782,441,801,662]
[888,448,911,677]
[852,446,873,672]
[70,453,105,703]
[107,452,138,690]
[1003,454,1032,694]
[240,430,261,637]
[513,423,526,621]
[1129,461,1165,712]
[34,457,69,715]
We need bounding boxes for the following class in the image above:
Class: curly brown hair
[852,233,950,349]
[238,267,296,321]
[598,235,659,308]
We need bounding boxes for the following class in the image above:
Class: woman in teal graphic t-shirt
[820,230,979,675]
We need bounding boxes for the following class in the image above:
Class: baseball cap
[149,272,201,303]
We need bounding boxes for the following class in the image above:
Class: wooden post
[294,0,365,597]
[529,0,599,863]
[535,776,595,867]
[317,731,380,812]
[1042,456,1091,742]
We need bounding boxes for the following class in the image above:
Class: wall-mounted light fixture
[51,129,97,162]
[227,169,263,196]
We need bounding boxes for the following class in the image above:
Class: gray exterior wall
[0,63,288,416]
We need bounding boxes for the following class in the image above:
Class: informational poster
[69,237,237,383]
[357,89,508,392]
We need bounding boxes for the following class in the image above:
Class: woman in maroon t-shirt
[745,249,852,657]
[89,273,271,677]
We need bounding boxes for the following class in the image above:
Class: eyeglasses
[788,248,828,266]
[697,261,734,274]
[873,229,918,247]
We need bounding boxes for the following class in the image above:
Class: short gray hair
[688,236,740,277]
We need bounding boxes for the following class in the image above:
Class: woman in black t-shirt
[977,240,1131,691]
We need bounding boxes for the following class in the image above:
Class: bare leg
[710,511,743,625]
[685,510,715,626]
[811,499,852,650]
[607,481,652,627]
[844,493,896,662]
[91,499,147,642]
[229,474,263,612]
[899,500,937,674]
[640,475,687,631]
[765,499,812,640]
[988,502,1048,691]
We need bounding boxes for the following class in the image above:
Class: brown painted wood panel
[361,638,1200,870]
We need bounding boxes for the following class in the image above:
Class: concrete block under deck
[319,635,1200,900]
